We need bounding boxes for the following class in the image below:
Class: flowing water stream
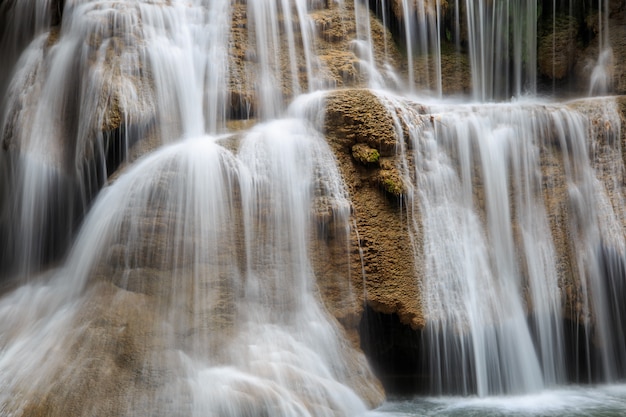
[0,0,625,416]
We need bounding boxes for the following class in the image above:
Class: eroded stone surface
[323,89,424,332]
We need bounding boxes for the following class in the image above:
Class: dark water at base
[367,385,626,416]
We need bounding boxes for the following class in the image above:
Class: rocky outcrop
[536,0,626,94]
[321,89,626,391]
[369,0,626,96]
[322,89,424,333]
[228,0,402,120]
[311,1,403,88]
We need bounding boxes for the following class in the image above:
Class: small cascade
[353,0,388,88]
[371,90,626,395]
[555,99,626,380]
[0,117,381,415]
[0,0,159,276]
[465,0,537,100]
[386,97,558,395]
[136,0,231,137]
[368,0,444,95]
[406,0,443,96]
[589,0,613,95]
[0,0,58,98]
[0,0,330,277]
[368,0,537,100]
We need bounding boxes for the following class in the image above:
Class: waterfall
[589,0,614,95]
[375,96,555,395]
[0,115,381,415]
[465,0,537,101]
[368,91,626,396]
[0,1,382,415]
[1,0,626,414]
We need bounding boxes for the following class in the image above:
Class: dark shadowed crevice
[359,305,429,395]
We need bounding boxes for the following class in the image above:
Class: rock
[352,143,380,165]
[322,88,425,334]
[95,144,385,410]
[3,282,189,417]
[538,15,579,80]
[318,50,366,87]
[410,49,471,95]
[325,89,398,155]
[311,1,403,89]
[229,4,258,119]
[377,158,405,196]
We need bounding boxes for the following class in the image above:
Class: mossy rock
[377,159,405,197]
[352,143,380,165]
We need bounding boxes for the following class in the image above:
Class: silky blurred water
[368,385,626,416]
[0,0,624,415]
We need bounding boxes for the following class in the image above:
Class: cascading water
[382,98,561,395]
[589,0,614,95]
[376,94,625,396]
[1,0,626,416]
[361,0,626,401]
[1,0,156,276]
[464,0,538,100]
[0,0,382,415]
[0,122,380,415]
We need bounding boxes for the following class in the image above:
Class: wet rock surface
[323,89,424,332]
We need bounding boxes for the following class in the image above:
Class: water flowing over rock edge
[0,0,626,414]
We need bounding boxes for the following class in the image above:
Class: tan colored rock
[411,50,471,94]
[311,1,404,89]
[352,143,381,165]
[377,158,406,196]
[5,282,189,417]
[325,89,398,155]
[322,88,425,331]
[318,50,367,87]
[546,96,626,323]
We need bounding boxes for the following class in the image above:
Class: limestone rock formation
[322,86,626,357]
[323,89,424,332]
[310,1,403,89]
